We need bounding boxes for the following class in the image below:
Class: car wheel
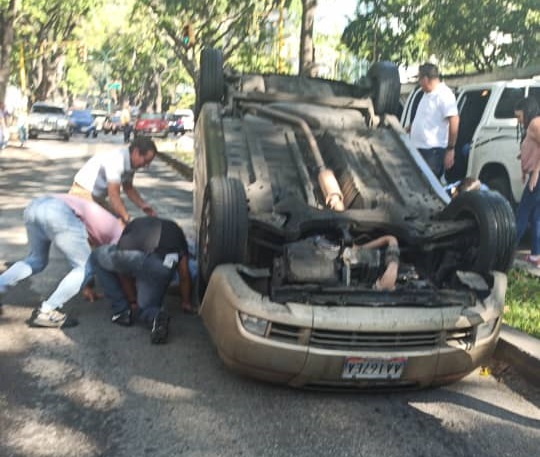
[439,190,516,273]
[198,176,248,287]
[92,130,98,138]
[199,48,224,107]
[63,133,70,142]
[29,133,37,140]
[484,191,517,272]
[367,61,401,116]
[483,174,515,208]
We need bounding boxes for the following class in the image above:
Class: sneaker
[150,310,169,344]
[27,308,78,328]
[111,308,132,326]
[525,255,540,268]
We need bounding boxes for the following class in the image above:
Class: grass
[156,137,194,166]
[504,268,540,338]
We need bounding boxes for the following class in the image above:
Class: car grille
[267,323,475,349]
[310,329,441,349]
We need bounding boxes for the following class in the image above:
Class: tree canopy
[341,0,539,72]
[0,0,538,110]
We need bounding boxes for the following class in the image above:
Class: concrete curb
[157,152,540,387]
[494,325,540,387]
[157,151,193,181]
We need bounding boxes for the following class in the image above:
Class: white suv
[402,79,540,206]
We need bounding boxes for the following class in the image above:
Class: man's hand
[529,170,539,192]
[81,285,103,302]
[444,148,455,170]
[141,204,156,216]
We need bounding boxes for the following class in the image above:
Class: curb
[157,151,193,181]
[494,325,540,387]
[157,152,540,387]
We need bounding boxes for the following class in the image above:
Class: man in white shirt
[410,63,459,179]
[69,136,157,224]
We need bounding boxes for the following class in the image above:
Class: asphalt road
[0,135,539,457]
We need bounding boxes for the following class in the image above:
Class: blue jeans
[0,196,92,310]
[418,147,446,179]
[516,178,540,255]
[91,246,175,323]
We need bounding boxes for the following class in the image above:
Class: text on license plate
[342,357,407,380]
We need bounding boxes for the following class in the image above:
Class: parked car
[27,102,71,141]
[102,114,122,134]
[91,109,108,133]
[168,109,195,135]
[194,48,515,389]
[133,112,168,138]
[69,109,98,137]
[401,79,540,206]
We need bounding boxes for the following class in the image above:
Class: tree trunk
[299,0,317,77]
[0,0,19,103]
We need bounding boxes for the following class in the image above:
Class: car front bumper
[200,265,506,389]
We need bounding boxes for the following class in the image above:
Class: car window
[32,105,65,115]
[140,113,163,120]
[494,87,525,119]
[457,89,491,146]
[527,87,540,108]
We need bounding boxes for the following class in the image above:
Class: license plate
[43,125,52,132]
[342,357,407,380]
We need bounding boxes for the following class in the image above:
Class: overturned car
[193,49,516,389]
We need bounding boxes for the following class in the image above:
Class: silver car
[193,49,516,389]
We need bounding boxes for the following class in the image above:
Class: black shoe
[150,310,169,344]
[111,308,132,326]
[27,308,79,328]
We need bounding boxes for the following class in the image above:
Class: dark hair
[514,97,540,129]
[418,63,439,80]
[129,136,158,156]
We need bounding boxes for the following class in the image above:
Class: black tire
[29,132,37,140]
[63,133,70,142]
[198,176,248,287]
[483,175,515,207]
[484,191,517,272]
[367,61,401,116]
[199,48,224,107]
[92,130,98,138]
[439,190,515,273]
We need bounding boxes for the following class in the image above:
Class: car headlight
[476,318,498,341]
[239,312,268,336]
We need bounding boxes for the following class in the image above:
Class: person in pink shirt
[515,97,540,267]
[0,194,123,327]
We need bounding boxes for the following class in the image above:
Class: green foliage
[504,268,540,338]
[341,0,539,71]
[136,0,291,88]
[341,0,429,65]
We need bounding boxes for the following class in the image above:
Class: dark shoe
[150,310,169,344]
[27,308,78,328]
[111,308,132,326]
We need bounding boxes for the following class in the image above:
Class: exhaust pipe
[243,104,344,211]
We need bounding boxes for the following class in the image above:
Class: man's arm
[123,180,156,216]
[176,255,194,313]
[444,115,460,170]
[107,182,130,223]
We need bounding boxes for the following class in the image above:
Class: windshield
[32,105,65,115]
